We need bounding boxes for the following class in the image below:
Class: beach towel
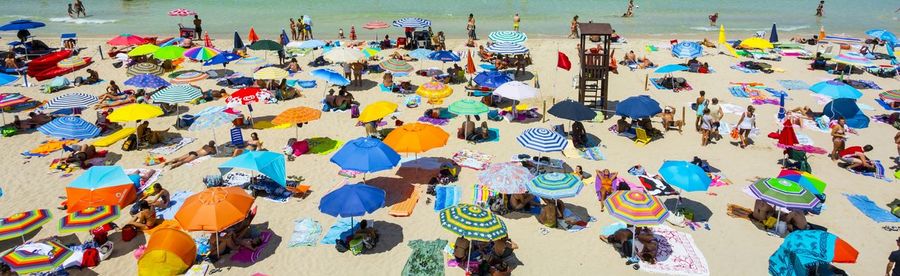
[648,78,692,92]
[472,184,497,206]
[451,149,492,170]
[843,194,900,223]
[92,128,136,147]
[156,190,193,220]
[843,79,881,90]
[402,239,447,276]
[640,225,710,276]
[23,139,80,157]
[874,99,900,111]
[417,116,450,126]
[433,185,460,212]
[764,88,788,99]
[777,80,809,90]
[306,137,343,155]
[730,65,759,74]
[776,144,828,155]
[148,137,196,155]
[849,160,891,182]
[288,218,322,247]
[639,175,679,196]
[185,155,211,167]
[561,209,593,232]
[230,230,273,263]
[728,86,750,98]
[321,218,367,245]
[483,128,500,142]
[124,168,162,193]
[578,146,605,161]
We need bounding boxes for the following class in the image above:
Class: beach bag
[350,104,360,118]
[763,217,777,229]
[82,248,100,267]
[1,126,16,137]
[121,225,137,242]
[334,239,349,253]
[730,128,739,140]
[696,102,706,116]
[121,134,137,151]
[349,238,364,255]
[677,207,695,221]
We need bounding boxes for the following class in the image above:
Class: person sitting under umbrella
[209,229,262,260]
[126,200,159,230]
[486,236,518,268]
[571,121,588,148]
[349,220,379,252]
[136,121,169,145]
[839,144,875,172]
[285,58,301,73]
[467,121,491,143]
[163,141,217,169]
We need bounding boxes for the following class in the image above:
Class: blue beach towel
[843,194,900,223]
[579,146,605,161]
[874,99,900,111]
[288,218,322,247]
[648,78,669,90]
[729,86,750,98]
[764,88,788,98]
[433,185,460,212]
[484,128,500,142]
[321,217,366,245]
[777,80,809,90]
[850,160,891,182]
[156,190,193,220]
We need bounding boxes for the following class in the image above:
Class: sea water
[0,0,896,39]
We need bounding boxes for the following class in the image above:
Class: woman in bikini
[568,16,579,38]
[127,200,159,230]
[831,116,847,161]
[164,141,217,169]
[596,169,617,212]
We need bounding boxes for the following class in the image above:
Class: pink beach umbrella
[107,34,147,46]
[168,9,196,17]
[362,21,390,40]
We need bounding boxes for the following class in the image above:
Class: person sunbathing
[64,144,98,168]
[660,105,676,131]
[751,199,775,224]
[12,112,53,129]
[285,58,301,73]
[635,227,658,264]
[383,72,394,88]
[623,50,637,64]
[487,237,518,266]
[126,200,159,230]
[599,227,634,258]
[839,144,875,171]
[700,38,716,48]
[141,183,169,209]
[478,45,493,60]
[616,116,630,133]
[163,141,217,169]
[209,230,262,258]
[453,236,471,264]
[638,57,655,69]
[96,94,134,108]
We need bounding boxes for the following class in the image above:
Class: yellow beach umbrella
[107,104,164,123]
[253,67,289,80]
[128,44,160,57]
[358,101,398,123]
[717,25,726,45]
[739,37,774,49]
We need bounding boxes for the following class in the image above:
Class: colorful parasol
[769,230,858,276]
[361,47,381,58]
[358,101,398,123]
[527,173,583,199]
[56,57,86,69]
[324,47,366,63]
[175,187,254,231]
[168,8,196,17]
[126,62,164,77]
[879,90,900,103]
[477,162,533,194]
[416,81,453,100]
[271,106,321,125]
[832,52,874,67]
[739,37,774,49]
[516,128,567,152]
[749,178,820,210]
[604,190,669,226]
[107,33,146,46]
[448,99,489,116]
[1,241,73,274]
[107,103,164,122]
[58,205,120,234]
[169,71,208,84]
[124,73,170,89]
[776,170,827,195]
[0,209,52,242]
[189,111,239,131]
[383,122,449,154]
[66,166,138,212]
[253,67,289,80]
[151,84,202,104]
[138,228,197,276]
[183,46,219,61]
[127,44,160,57]
[379,59,413,73]
[439,204,507,241]
[227,87,263,105]
[154,45,186,60]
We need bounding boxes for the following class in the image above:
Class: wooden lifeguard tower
[576,23,612,109]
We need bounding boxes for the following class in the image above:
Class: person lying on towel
[839,145,875,172]
[163,140,217,169]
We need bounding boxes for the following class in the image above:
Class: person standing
[74,0,86,17]
[830,116,847,161]
[736,105,756,148]
[623,0,635,17]
[888,237,900,276]
[349,26,357,41]
[709,12,718,26]
[708,98,723,140]
[467,14,477,40]
[304,16,313,39]
[568,15,579,38]
[68,3,75,18]
[289,18,297,40]
[694,90,707,131]
[193,15,203,40]
[815,1,824,17]
[298,16,306,40]
[513,13,521,31]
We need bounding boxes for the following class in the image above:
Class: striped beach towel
[472,184,497,206]
[433,185,460,212]
[851,160,891,182]
[728,86,749,98]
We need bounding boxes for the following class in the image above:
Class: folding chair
[60,33,77,48]
[634,128,651,146]
[552,124,567,137]
[782,148,811,173]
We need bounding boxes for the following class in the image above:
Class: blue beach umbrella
[408,49,434,60]
[658,160,712,192]
[392,17,431,28]
[0,73,18,86]
[219,151,287,186]
[485,42,529,55]
[654,64,689,74]
[188,111,237,131]
[203,52,241,66]
[671,42,702,59]
[428,51,460,62]
[310,68,350,86]
[823,98,869,129]
[548,99,597,121]
[516,128,567,153]
[769,230,858,276]
[0,20,45,31]
[615,95,662,119]
[318,183,385,217]
[233,31,244,50]
[280,29,289,45]
[769,24,779,43]
[330,137,401,174]
[865,29,897,43]
[68,166,132,190]
[473,71,512,89]
[124,74,170,89]
[809,80,862,99]
[37,116,100,139]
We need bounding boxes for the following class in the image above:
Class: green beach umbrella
[439,204,507,241]
[378,59,413,73]
[249,40,283,51]
[151,84,202,104]
[527,173,583,199]
[749,178,820,210]
[127,44,159,57]
[154,45,186,60]
[448,99,489,116]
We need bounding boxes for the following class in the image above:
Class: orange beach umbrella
[248,28,259,44]
[383,122,449,154]
[174,187,254,232]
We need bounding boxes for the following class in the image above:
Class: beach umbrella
[494,81,537,101]
[671,41,702,59]
[739,37,774,49]
[107,33,146,46]
[58,205,119,234]
[654,64,689,74]
[0,19,45,31]
[485,42,529,55]
[428,50,461,62]
[809,80,862,99]
[189,111,238,132]
[358,101,398,123]
[448,99,489,116]
[56,57,86,69]
[330,137,401,175]
[718,25,727,45]
[477,162,532,194]
[416,81,453,102]
[770,24,779,43]
[466,50,477,75]
[168,8,196,17]
[408,49,434,60]
[310,68,350,86]
[749,178,820,210]
[516,128,567,152]
[169,71,208,84]
[865,29,897,43]
[40,93,97,111]
[175,187,254,231]
[248,28,259,43]
[777,170,826,195]
[319,183,386,217]
[203,52,240,66]
[219,151,287,186]
[823,98,869,129]
[151,84,202,104]
[0,73,18,87]
[249,39,283,52]
[233,31,245,49]
[127,44,160,57]
[658,160,712,192]
[324,47,365,63]
[392,17,431,28]
[272,106,321,138]
[138,228,197,276]
[1,241,72,274]
[124,73,169,89]
[206,68,235,79]
[439,204,507,241]
[66,166,137,212]
[488,31,527,44]
[473,71,513,89]
[548,99,597,121]
[379,59,413,73]
[615,95,662,119]
[227,87,263,105]
[280,29,289,45]
[253,66,289,80]
[153,45,186,60]
[291,40,326,49]
[832,52,874,67]
[880,89,900,103]
[769,230,858,276]
[383,122,448,154]
[184,46,219,61]
[0,93,31,124]
[107,103,164,122]
[126,62,164,77]
[0,209,51,242]
[604,190,669,226]
[528,173,583,199]
[37,116,100,140]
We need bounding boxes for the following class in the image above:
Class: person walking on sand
[193,15,203,40]
[709,12,718,26]
[513,13,521,31]
[569,15,579,38]
[815,1,824,17]
[74,0,86,17]
[736,105,756,148]
[467,14,477,40]
[887,237,900,276]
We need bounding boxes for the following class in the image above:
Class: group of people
[600,226,658,265]
[66,0,86,18]
[622,50,655,69]
[452,236,517,275]
[289,16,314,41]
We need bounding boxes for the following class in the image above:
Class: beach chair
[782,148,811,173]
[60,33,77,48]
[389,186,421,217]
[553,124,567,137]
[396,37,407,49]
[487,110,503,121]
[286,183,312,199]
[634,128,651,146]
[230,127,245,148]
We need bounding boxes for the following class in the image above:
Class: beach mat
[484,128,500,142]
[24,139,80,157]
[849,160,890,182]
[390,186,421,217]
[230,230,274,263]
[306,137,343,155]
[288,218,322,247]
[433,185,460,212]
[640,225,710,276]
[92,128,135,147]
[874,99,900,111]
[156,190,193,220]
[776,80,809,90]
[402,239,448,276]
[843,194,900,223]
[149,137,196,155]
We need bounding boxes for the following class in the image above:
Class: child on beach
[338,28,345,39]
[513,13,520,31]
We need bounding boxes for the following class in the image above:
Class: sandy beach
[0,28,898,276]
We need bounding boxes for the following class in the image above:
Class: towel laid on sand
[640,225,710,276]
[844,194,900,223]
[402,239,448,276]
[472,184,497,206]
[124,168,163,193]
[777,80,809,90]
[156,190,193,220]
[418,116,450,126]
[433,185,460,212]
[149,137,196,155]
[23,139,80,157]
[185,155,211,167]
[451,149,492,170]
[874,99,900,111]
[728,86,750,98]
[306,137,343,155]
[321,218,369,245]
[730,65,759,74]
[231,230,274,263]
[288,218,322,247]
[849,160,890,182]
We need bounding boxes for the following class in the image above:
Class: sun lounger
[92,127,136,147]
[389,186,421,217]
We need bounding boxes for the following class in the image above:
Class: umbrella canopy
[124,73,170,89]
[107,103,163,122]
[227,87,263,105]
[832,52,874,67]
[324,47,365,63]
[604,190,670,226]
[770,24,779,43]
[379,59,414,73]
[654,64,690,74]
[749,178,821,210]
[0,93,31,108]
[823,98,869,129]
[58,205,120,234]
[548,99,597,121]
[0,19,45,31]
[189,111,239,131]
[219,151,287,186]
[253,67,289,80]
[671,41,703,59]
[0,73,18,86]
[879,90,900,103]
[330,137,401,173]
[865,29,897,43]
[1,241,72,274]
[428,50,461,62]
[615,95,662,119]
[138,228,197,276]
[175,187,254,231]
[448,99,489,116]
[358,101,398,123]
[310,68,350,86]
[127,44,160,57]
[66,166,137,212]
[170,71,209,84]
[392,17,431,28]
[233,31,245,49]
[151,84,202,104]
[37,116,100,139]
[272,106,321,125]
[319,183,386,217]
[810,80,862,99]
[363,21,390,30]
[290,39,326,49]
[127,62,164,77]
[56,57,86,69]
[528,173,583,199]
[488,31,528,43]
[168,8,196,17]
[486,42,529,55]
[184,46,220,61]
[249,40,283,51]
[658,160,712,192]
[517,128,567,152]
[153,45,187,60]
[383,122,449,153]
[408,49,434,60]
[494,81,537,101]
[203,52,241,66]
[439,204,507,241]
[473,71,513,89]
[478,162,532,194]
[416,81,453,100]
[777,170,826,195]
[107,33,147,46]
[739,37,774,49]
[769,230,858,276]
[41,93,97,110]
[0,209,52,242]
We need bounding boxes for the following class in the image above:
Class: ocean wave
[690,25,810,32]
[0,15,36,19]
[49,17,117,24]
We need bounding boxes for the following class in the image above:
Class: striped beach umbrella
[379,59,413,73]
[189,111,239,131]
[527,173,583,199]
[127,44,160,57]
[777,170,827,195]
[408,49,434,60]
[184,46,219,61]
[170,71,208,84]
[2,240,72,274]
[516,128,567,152]
[832,52,874,67]
[671,41,703,59]
[486,42,529,55]
[58,205,120,234]
[253,67,289,80]
[126,62,164,77]
[56,56,86,69]
[153,45,186,60]
[151,84,202,104]
[392,17,431,28]
[750,178,820,210]
[604,190,669,226]
[37,116,100,139]
[41,93,98,110]
[124,74,170,89]
[478,162,532,194]
[416,81,453,100]
[448,99,489,116]
[488,31,527,44]
[439,204,507,241]
[0,209,52,242]
[879,90,900,103]
[0,93,30,108]
[168,8,196,17]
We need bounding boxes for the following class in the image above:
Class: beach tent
[138,228,197,276]
[823,98,869,129]
[66,166,137,213]
[219,151,287,186]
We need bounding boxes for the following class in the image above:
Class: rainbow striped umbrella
[880,90,900,102]
[58,205,120,234]
[749,178,820,210]
[604,191,669,226]
[777,170,827,195]
[439,204,507,241]
[832,52,874,67]
[527,173,583,199]
[2,240,73,274]
[183,46,219,61]
[0,209,52,242]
